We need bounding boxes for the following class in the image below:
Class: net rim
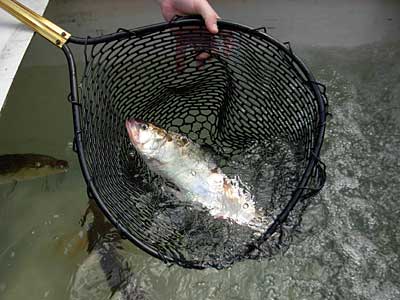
[63,17,327,269]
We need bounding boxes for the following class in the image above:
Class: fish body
[126,119,265,231]
[0,153,68,184]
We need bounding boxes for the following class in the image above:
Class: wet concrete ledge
[0,0,49,114]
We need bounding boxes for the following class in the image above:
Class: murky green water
[1,24,400,300]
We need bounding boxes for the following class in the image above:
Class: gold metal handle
[0,0,70,47]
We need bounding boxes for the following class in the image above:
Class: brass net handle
[0,0,70,47]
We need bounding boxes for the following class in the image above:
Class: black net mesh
[75,19,327,269]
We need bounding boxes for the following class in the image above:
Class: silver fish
[125,119,266,232]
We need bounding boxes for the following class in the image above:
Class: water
[1,32,400,300]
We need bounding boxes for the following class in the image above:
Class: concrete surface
[0,0,49,113]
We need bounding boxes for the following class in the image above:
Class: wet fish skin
[125,119,266,231]
[0,153,68,184]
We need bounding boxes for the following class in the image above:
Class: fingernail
[212,23,218,33]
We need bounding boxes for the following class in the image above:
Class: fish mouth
[126,119,143,146]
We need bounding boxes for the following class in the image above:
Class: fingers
[159,0,220,34]
[159,0,177,21]
[161,0,223,72]
[195,51,211,69]
[194,0,219,34]
[196,52,211,61]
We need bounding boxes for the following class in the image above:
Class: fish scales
[126,119,267,232]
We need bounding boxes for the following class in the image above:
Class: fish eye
[180,137,188,143]
[140,123,148,130]
[35,162,42,168]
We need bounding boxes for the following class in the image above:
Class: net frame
[61,17,328,269]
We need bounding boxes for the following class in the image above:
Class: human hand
[158,0,219,34]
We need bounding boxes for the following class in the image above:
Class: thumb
[196,1,219,34]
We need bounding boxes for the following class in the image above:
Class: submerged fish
[0,153,68,184]
[70,198,145,300]
[126,119,267,232]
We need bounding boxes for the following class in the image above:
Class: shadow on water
[0,39,400,299]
